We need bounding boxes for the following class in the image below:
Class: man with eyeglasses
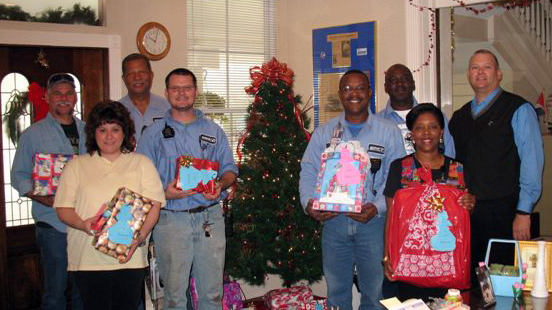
[137,68,238,310]
[120,53,170,144]
[377,64,455,158]
[300,70,404,309]
[11,73,85,310]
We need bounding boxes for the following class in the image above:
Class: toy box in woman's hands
[91,187,154,261]
[32,153,75,195]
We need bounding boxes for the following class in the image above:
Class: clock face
[143,27,168,55]
[137,22,171,60]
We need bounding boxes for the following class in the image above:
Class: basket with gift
[312,141,369,213]
[91,187,155,261]
[32,153,76,196]
[176,155,219,195]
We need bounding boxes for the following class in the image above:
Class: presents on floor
[243,292,326,310]
[190,277,244,310]
[32,153,75,195]
[264,285,313,310]
[91,187,155,261]
[312,140,369,213]
[176,155,219,194]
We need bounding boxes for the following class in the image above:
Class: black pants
[470,194,518,286]
[74,268,147,310]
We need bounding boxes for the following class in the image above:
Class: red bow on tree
[245,57,294,95]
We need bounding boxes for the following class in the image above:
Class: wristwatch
[382,256,389,265]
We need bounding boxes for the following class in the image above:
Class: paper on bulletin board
[313,21,376,127]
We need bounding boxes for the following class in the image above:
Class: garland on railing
[408,0,538,73]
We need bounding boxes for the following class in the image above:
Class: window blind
[187,0,276,159]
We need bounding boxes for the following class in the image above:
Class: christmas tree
[226,58,323,287]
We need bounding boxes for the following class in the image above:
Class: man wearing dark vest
[449,49,544,284]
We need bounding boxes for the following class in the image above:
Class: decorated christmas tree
[226,58,323,287]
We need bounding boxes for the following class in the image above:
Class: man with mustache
[137,68,238,309]
[300,70,404,309]
[120,53,170,144]
[377,63,455,158]
[11,73,85,310]
[449,49,544,285]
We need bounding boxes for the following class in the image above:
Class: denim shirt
[136,109,239,210]
[119,93,171,143]
[11,113,87,232]
[299,113,406,217]
[376,97,456,158]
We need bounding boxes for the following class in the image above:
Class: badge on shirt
[368,144,385,155]
[200,134,216,145]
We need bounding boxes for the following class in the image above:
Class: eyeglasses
[47,73,75,89]
[340,85,369,93]
[167,85,195,93]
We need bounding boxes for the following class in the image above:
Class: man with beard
[377,64,455,158]
[11,73,85,310]
[137,68,238,309]
[300,70,404,309]
[120,53,170,144]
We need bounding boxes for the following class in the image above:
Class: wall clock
[136,22,171,60]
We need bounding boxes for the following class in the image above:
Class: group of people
[11,54,237,310]
[10,48,544,310]
[299,49,543,309]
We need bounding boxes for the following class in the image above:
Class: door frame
[406,0,491,118]
[0,28,121,309]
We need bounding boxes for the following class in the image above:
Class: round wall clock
[136,22,171,60]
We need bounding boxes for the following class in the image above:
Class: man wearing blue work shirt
[449,49,544,284]
[119,53,170,144]
[11,73,84,310]
[300,70,405,310]
[377,63,455,158]
[137,68,238,310]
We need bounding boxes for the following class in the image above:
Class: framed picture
[475,264,496,307]
[312,21,376,127]
[514,241,552,292]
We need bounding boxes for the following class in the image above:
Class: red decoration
[237,58,311,163]
[28,82,48,122]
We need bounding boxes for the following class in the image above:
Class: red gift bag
[387,181,471,289]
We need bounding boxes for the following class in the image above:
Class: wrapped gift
[190,278,243,310]
[32,153,75,195]
[264,285,313,310]
[176,156,219,195]
[312,141,369,213]
[91,187,155,261]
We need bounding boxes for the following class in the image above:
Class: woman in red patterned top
[383,103,476,301]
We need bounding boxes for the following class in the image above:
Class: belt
[162,202,218,214]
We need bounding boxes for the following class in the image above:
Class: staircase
[490,0,552,97]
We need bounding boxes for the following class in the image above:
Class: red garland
[28,82,48,122]
[409,0,535,73]
[238,58,311,163]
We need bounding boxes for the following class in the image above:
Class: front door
[0,45,109,309]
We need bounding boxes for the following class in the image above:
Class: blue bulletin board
[312,22,376,127]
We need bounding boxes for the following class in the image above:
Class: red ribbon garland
[237,58,311,163]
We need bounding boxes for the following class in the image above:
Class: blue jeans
[35,223,83,310]
[322,215,384,310]
[153,205,225,310]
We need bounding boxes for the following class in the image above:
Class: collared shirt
[119,93,171,143]
[376,97,456,158]
[54,152,166,271]
[136,109,239,211]
[11,113,87,232]
[299,113,406,217]
[470,87,544,213]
